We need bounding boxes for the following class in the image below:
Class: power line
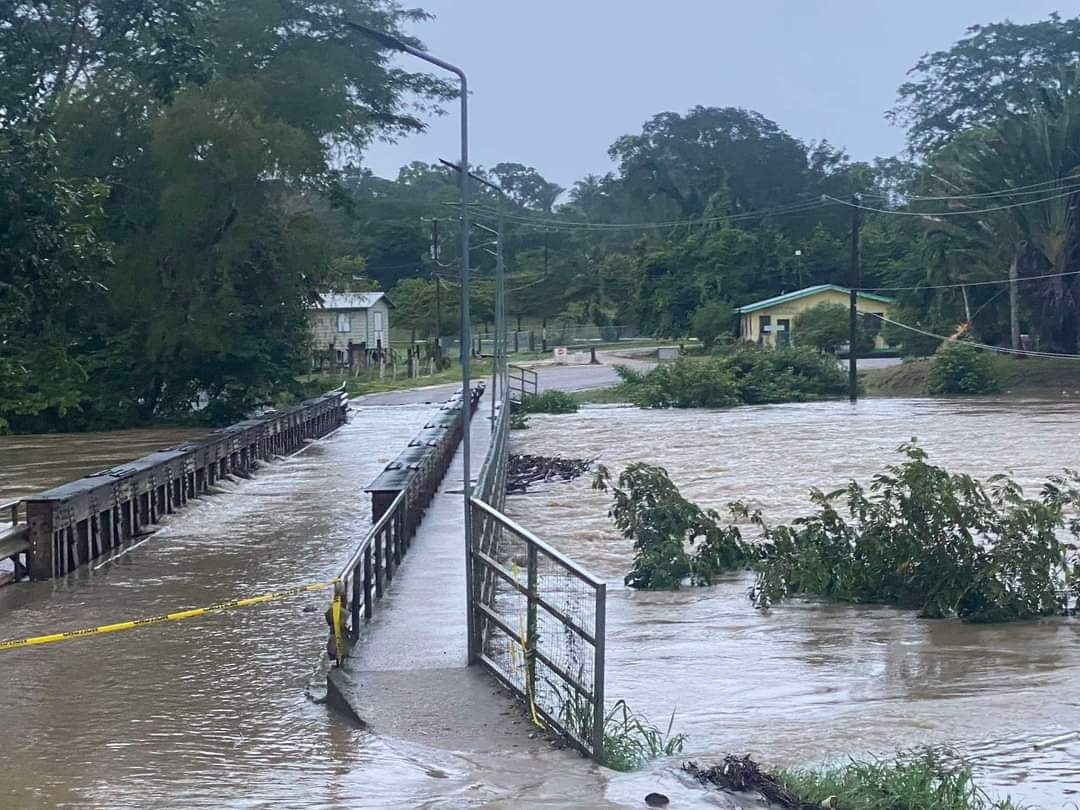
[862,268,1080,292]
[825,188,1080,218]
[867,313,1080,360]
[471,197,836,232]
[864,175,1080,202]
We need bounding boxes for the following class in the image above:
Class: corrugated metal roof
[311,292,393,310]
[735,284,893,314]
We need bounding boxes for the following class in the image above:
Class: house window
[759,315,771,334]
[373,311,384,332]
[335,350,345,366]
[336,313,351,333]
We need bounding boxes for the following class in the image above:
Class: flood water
[508,397,1080,809]
[2,397,1079,809]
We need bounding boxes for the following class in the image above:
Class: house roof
[312,292,394,311]
[735,284,893,314]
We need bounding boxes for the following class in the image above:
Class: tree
[489,162,564,212]
[889,13,1080,153]
[793,303,875,355]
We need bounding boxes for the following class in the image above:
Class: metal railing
[329,388,478,663]
[467,391,608,760]
[508,364,538,404]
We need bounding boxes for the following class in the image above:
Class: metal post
[592,582,607,761]
[525,543,538,712]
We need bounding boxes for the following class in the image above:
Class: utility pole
[541,228,550,353]
[429,218,443,363]
[1009,242,1024,353]
[848,193,862,403]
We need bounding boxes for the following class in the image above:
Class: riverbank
[863,355,1080,397]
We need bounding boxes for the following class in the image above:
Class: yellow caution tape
[331,593,346,664]
[0,580,339,651]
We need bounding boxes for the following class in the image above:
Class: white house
[308,292,393,370]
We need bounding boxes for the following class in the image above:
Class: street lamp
[341,20,479,661]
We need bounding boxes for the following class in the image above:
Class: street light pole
[341,20,478,663]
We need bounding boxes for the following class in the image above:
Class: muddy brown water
[0,398,1078,808]
[508,398,1080,809]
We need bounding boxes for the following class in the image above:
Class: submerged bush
[617,346,847,409]
[753,442,1080,622]
[593,463,750,589]
[517,389,579,414]
[927,341,1000,395]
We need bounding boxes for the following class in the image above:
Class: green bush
[517,389,579,414]
[617,345,847,409]
[752,442,1080,622]
[593,463,750,589]
[927,341,1000,395]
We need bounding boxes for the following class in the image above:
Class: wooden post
[25,501,55,581]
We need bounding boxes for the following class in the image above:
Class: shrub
[689,300,735,350]
[517,389,579,414]
[616,346,847,409]
[510,410,530,430]
[593,463,750,589]
[927,341,1000,395]
[752,442,1080,622]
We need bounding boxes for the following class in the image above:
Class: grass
[306,358,494,397]
[775,752,1026,810]
[863,354,1080,397]
[571,383,638,405]
[516,389,579,414]
[551,681,686,771]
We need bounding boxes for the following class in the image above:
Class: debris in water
[684,756,820,809]
[507,454,594,494]
[644,792,670,807]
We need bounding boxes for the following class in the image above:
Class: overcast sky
[363,1,1057,190]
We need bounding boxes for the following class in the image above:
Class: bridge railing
[508,364,538,404]
[329,386,482,665]
[3,390,348,584]
[467,391,608,761]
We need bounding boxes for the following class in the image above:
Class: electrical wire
[862,268,1080,292]
[867,313,1080,360]
[863,175,1080,202]
[825,188,1080,217]
[470,197,837,232]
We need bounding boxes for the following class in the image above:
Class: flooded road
[508,397,1080,809]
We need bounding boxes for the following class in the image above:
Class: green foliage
[619,346,847,409]
[777,751,1026,810]
[927,342,1000,395]
[752,442,1080,622]
[889,12,1080,153]
[593,463,750,589]
[793,302,876,355]
[510,410,530,430]
[689,300,734,349]
[552,682,687,772]
[517,389,579,415]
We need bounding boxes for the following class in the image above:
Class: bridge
[0,358,622,768]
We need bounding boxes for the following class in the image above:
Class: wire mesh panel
[470,498,606,759]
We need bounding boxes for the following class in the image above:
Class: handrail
[335,487,407,582]
[470,498,605,588]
